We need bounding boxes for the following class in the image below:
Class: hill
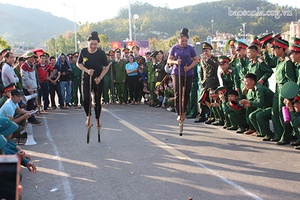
[0,3,75,47]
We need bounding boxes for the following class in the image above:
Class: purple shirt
[170,44,196,76]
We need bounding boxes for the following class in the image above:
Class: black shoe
[276,140,289,145]
[236,127,246,133]
[290,141,300,146]
[205,119,215,124]
[270,138,280,142]
[227,126,238,131]
[262,135,273,141]
[29,119,43,125]
[294,145,300,149]
[194,118,206,123]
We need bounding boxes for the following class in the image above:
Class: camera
[0,155,20,200]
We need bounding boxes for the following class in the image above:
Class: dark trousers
[82,79,103,119]
[127,75,139,102]
[172,74,193,116]
[49,82,63,107]
[38,81,50,110]
[23,88,37,122]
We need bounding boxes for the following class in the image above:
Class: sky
[0,0,299,23]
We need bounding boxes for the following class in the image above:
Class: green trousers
[115,82,127,103]
[226,108,247,128]
[185,81,198,117]
[102,75,111,103]
[72,77,82,106]
[254,107,273,137]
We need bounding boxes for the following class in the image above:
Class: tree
[192,35,201,45]
[0,37,11,50]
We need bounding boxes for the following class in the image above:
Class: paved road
[20,103,300,200]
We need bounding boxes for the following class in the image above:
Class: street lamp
[242,23,246,41]
[128,0,133,41]
[133,14,139,41]
[62,4,77,52]
[211,19,214,36]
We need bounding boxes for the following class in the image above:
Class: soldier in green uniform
[71,52,82,108]
[289,42,300,86]
[0,84,15,107]
[234,41,249,98]
[246,45,273,87]
[228,39,238,68]
[113,49,127,104]
[283,87,300,149]
[239,73,274,136]
[206,88,224,126]
[195,42,219,123]
[147,51,159,107]
[185,62,199,118]
[218,55,237,92]
[270,38,297,144]
[218,89,247,133]
[13,57,25,90]
[102,51,114,104]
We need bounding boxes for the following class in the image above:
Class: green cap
[202,42,213,50]
[215,86,227,94]
[22,51,38,59]
[281,81,299,99]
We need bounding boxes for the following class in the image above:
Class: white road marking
[43,118,73,200]
[105,109,264,200]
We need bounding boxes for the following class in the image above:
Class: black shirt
[78,48,109,82]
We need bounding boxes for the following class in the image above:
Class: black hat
[10,89,23,96]
[202,42,213,50]
[150,51,158,58]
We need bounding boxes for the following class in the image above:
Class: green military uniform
[210,101,225,126]
[113,58,127,103]
[247,57,273,87]
[273,58,296,143]
[221,100,247,131]
[102,60,113,103]
[247,84,274,136]
[71,62,82,106]
[13,67,22,90]
[235,56,249,97]
[147,61,158,106]
[164,87,174,109]
[185,63,199,118]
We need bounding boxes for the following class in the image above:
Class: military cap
[291,37,300,45]
[235,41,248,51]
[150,51,158,58]
[271,38,288,49]
[137,56,146,65]
[250,36,260,46]
[3,83,16,93]
[227,39,236,47]
[122,48,130,53]
[108,50,115,56]
[43,52,50,57]
[218,55,230,63]
[281,81,299,99]
[22,51,38,59]
[0,48,11,57]
[273,33,282,40]
[288,43,300,55]
[202,42,213,50]
[66,53,73,58]
[73,52,79,57]
[114,48,121,53]
[293,95,300,102]
[258,33,273,44]
[132,45,140,51]
[161,75,170,84]
[215,86,227,94]
[229,101,243,111]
